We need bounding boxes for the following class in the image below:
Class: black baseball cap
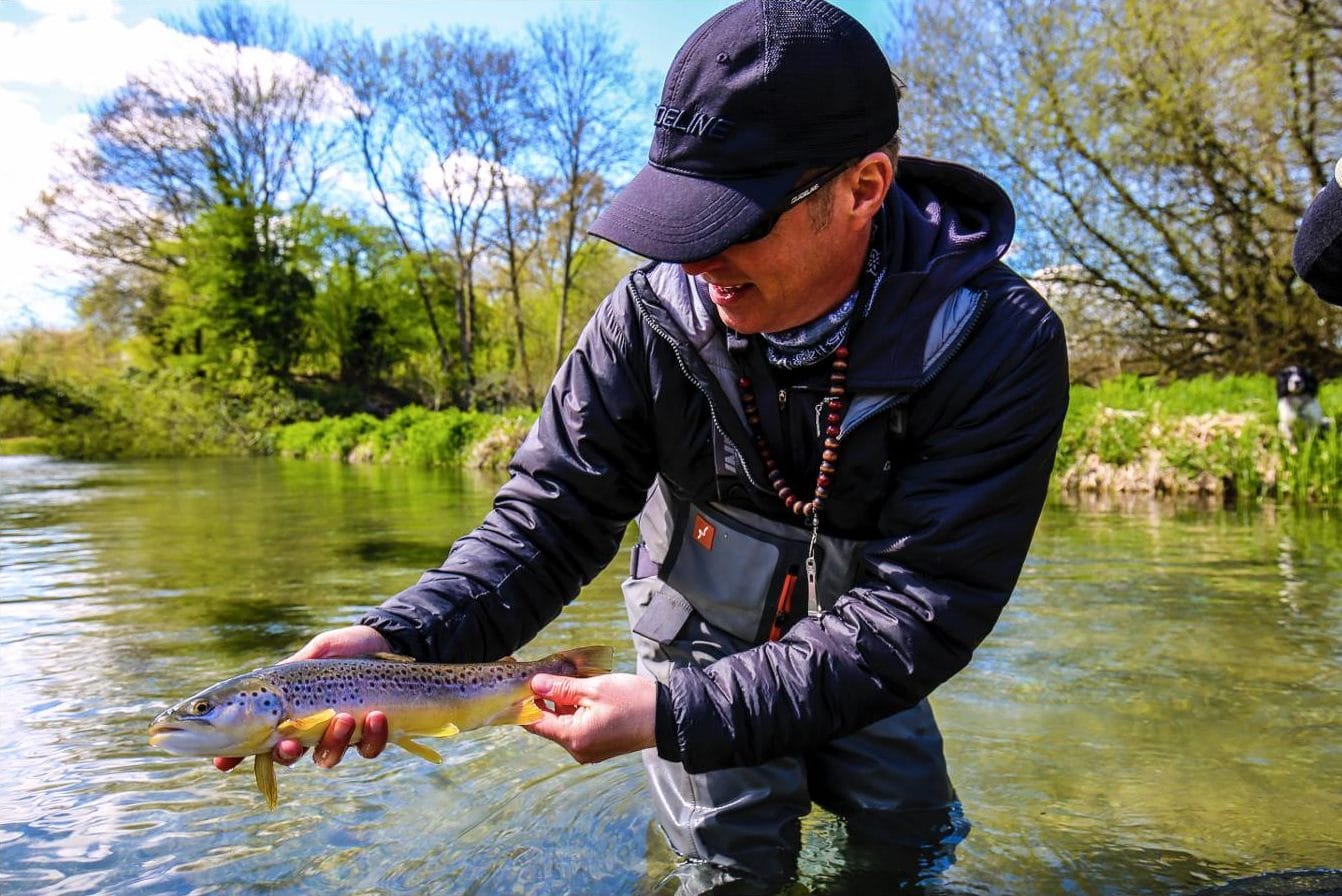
[1293,157,1342,306]
[589,0,900,263]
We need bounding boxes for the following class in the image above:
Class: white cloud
[0,1,358,332]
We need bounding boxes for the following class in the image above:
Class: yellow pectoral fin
[493,696,544,726]
[254,753,279,810]
[276,708,337,741]
[395,736,445,764]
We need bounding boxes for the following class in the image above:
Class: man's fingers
[273,738,305,766]
[531,673,591,707]
[313,713,357,768]
[357,711,388,759]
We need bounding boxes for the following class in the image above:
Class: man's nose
[680,254,725,277]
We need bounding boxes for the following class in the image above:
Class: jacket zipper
[632,291,771,496]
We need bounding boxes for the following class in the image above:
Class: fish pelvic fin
[395,735,447,764]
[276,708,337,740]
[254,753,279,809]
[560,645,614,678]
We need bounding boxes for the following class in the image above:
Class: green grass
[1056,373,1342,502]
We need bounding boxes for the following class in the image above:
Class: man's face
[679,173,872,335]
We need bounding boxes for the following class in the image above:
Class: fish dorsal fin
[366,651,417,663]
[254,753,279,809]
[395,736,445,764]
[276,708,337,740]
[499,655,518,663]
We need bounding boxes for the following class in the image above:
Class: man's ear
[846,152,893,227]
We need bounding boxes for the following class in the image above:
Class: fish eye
[190,700,212,716]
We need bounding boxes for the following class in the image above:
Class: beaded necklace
[723,214,888,608]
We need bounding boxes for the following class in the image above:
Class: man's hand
[213,625,394,773]
[525,672,657,763]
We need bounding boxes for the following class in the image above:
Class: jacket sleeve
[359,287,658,662]
[663,278,1070,773]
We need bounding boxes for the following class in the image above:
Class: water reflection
[1,456,1340,895]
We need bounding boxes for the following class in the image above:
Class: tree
[527,12,644,373]
[890,0,1342,378]
[25,2,342,375]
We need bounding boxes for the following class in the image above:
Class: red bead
[826,425,840,438]
[835,346,849,359]
[827,412,841,425]
[817,473,832,488]
[738,377,752,389]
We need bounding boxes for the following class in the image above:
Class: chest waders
[624,477,959,886]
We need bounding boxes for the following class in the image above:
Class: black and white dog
[1277,365,1328,441]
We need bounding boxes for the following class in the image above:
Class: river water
[1,455,1339,895]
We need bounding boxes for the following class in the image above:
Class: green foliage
[272,406,534,468]
[45,367,318,460]
[1057,373,1342,501]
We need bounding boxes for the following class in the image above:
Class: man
[1294,155,1342,305]
[219,0,1069,888]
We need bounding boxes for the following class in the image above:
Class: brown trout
[148,646,613,808]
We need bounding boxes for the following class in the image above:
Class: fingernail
[314,748,330,765]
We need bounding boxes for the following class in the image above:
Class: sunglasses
[733,158,858,244]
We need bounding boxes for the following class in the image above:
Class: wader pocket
[659,504,814,645]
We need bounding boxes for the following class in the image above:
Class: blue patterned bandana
[759,210,890,369]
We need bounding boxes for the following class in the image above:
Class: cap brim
[589,163,807,263]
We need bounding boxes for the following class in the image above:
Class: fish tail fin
[561,645,614,678]
[254,753,279,809]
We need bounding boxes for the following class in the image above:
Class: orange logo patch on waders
[692,514,716,551]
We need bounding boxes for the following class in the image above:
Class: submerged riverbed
[1,455,1339,894]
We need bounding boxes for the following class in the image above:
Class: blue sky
[0,0,897,330]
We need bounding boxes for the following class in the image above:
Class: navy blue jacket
[361,157,1069,773]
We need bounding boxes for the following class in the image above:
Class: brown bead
[829,385,844,397]
[822,449,838,463]
[832,359,849,372]
[815,486,829,500]
[819,461,836,474]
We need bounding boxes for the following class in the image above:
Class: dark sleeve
[359,288,658,662]
[662,278,1070,772]
[1293,165,1342,306]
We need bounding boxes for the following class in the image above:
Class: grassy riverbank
[272,405,535,471]
[267,373,1342,502]
[1057,374,1341,501]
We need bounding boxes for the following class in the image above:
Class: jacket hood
[849,156,1016,388]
